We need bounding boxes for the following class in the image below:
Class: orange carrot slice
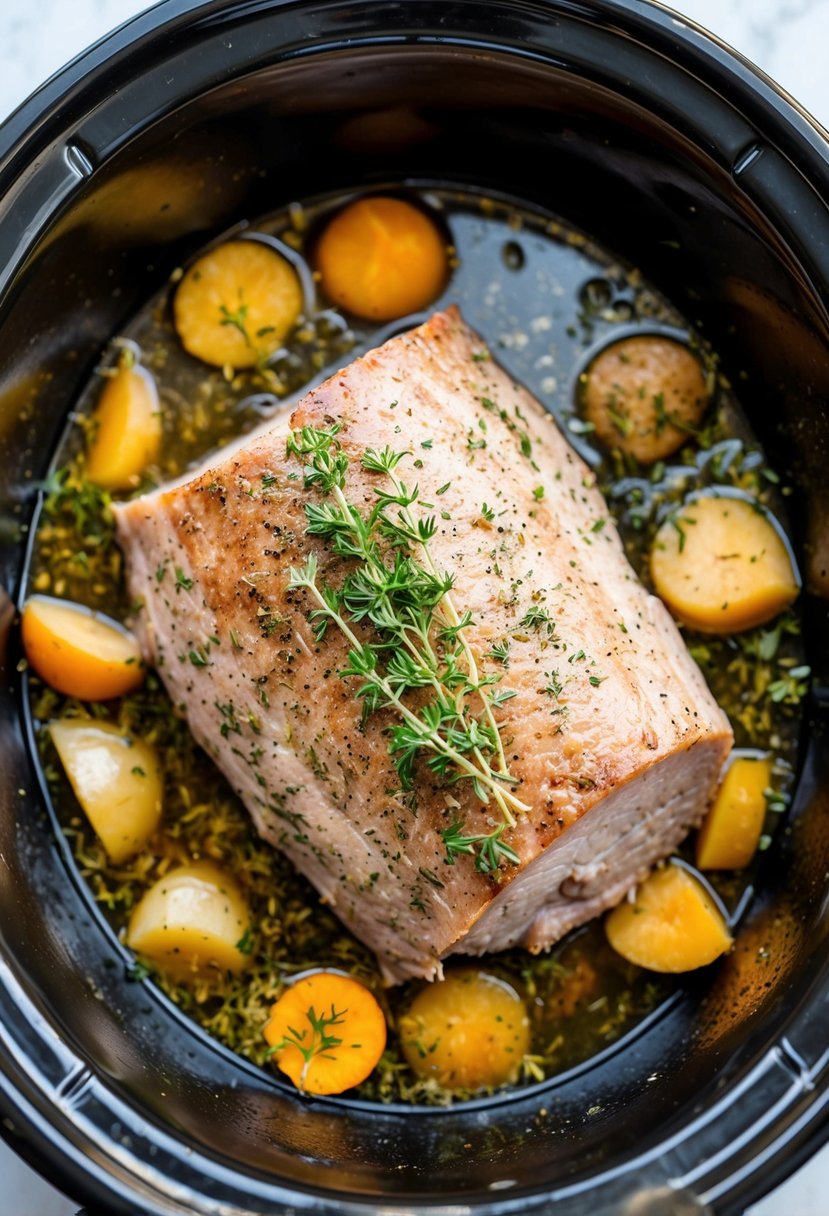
[315,196,448,322]
[264,971,386,1095]
[582,335,709,463]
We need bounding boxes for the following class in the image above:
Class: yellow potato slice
[86,363,161,490]
[582,334,709,463]
[650,494,799,633]
[173,239,302,369]
[49,719,162,864]
[21,596,144,700]
[605,863,733,973]
[696,753,773,870]
[126,861,251,982]
[399,969,530,1090]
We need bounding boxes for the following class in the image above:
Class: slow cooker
[1,2,828,1212]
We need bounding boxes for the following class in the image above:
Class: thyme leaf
[441,821,521,874]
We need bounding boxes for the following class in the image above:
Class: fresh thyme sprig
[265,1001,347,1090]
[441,820,521,870]
[286,424,529,873]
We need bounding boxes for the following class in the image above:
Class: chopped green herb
[264,1002,348,1089]
[235,927,255,955]
[219,300,252,347]
[542,671,563,698]
[488,639,511,667]
[519,605,555,636]
[441,820,520,874]
[606,405,633,437]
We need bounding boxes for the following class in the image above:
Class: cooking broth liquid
[24,185,805,1105]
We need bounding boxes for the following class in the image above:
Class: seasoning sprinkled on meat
[114,307,732,983]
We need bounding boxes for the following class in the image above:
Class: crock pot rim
[2,0,829,189]
[1,2,828,1214]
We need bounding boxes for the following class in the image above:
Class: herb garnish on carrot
[264,972,386,1094]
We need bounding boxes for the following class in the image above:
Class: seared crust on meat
[114,308,731,982]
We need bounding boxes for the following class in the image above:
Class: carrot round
[263,971,386,1095]
[315,196,448,322]
[173,239,302,369]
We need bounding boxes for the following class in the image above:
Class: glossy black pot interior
[1,2,829,1213]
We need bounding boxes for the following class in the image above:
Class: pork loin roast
[114,308,732,983]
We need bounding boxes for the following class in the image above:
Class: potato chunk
[22,596,144,700]
[696,752,773,870]
[173,239,302,369]
[605,863,733,973]
[127,861,251,982]
[315,196,448,322]
[86,362,161,490]
[582,334,709,462]
[399,969,530,1090]
[650,494,799,633]
[49,719,162,863]
[264,972,387,1095]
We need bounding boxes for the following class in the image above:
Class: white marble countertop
[1,0,828,1212]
